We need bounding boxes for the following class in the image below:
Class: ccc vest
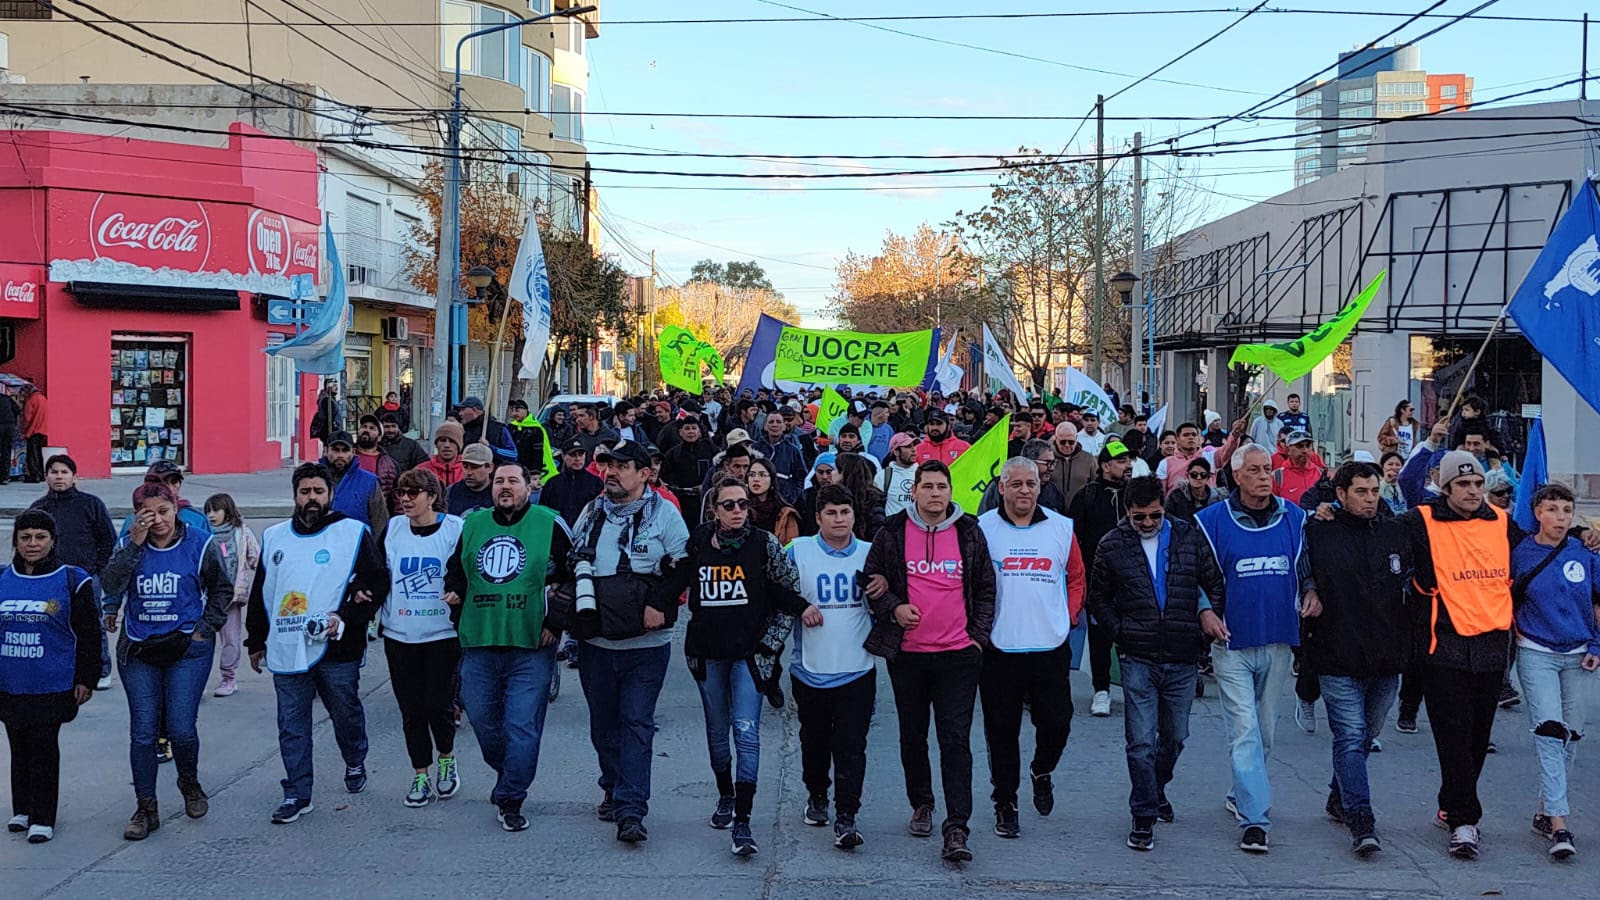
[1419,504,1512,653]
[0,565,84,694]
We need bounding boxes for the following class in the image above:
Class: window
[464,121,524,194]
[552,83,584,143]
[440,1,526,86]
[523,47,551,114]
[524,151,553,211]
[1339,87,1373,103]
[550,174,583,234]
[1440,84,1458,99]
[1379,80,1426,96]
[0,1,50,19]
[345,195,382,279]
[568,17,584,56]
[528,0,548,12]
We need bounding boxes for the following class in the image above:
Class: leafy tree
[688,259,776,293]
[827,223,1005,337]
[655,281,798,373]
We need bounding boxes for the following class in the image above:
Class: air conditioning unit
[1201,313,1224,333]
[381,316,409,341]
[347,264,370,285]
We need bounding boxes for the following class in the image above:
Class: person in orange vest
[1400,451,1600,861]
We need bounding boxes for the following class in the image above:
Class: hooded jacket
[1299,508,1414,677]
[861,504,995,661]
[1065,475,1128,572]
[1050,446,1098,508]
[380,433,431,473]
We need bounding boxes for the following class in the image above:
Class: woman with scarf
[0,509,100,843]
[835,453,887,542]
[1163,456,1226,525]
[745,458,799,545]
[685,477,820,857]
[1379,451,1409,515]
[201,494,259,698]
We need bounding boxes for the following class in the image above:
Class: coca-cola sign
[88,194,212,271]
[0,265,43,319]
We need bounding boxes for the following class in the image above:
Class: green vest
[510,415,558,481]
[457,504,558,649]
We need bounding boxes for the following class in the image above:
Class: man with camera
[569,439,692,844]
[246,463,389,826]
[441,462,573,833]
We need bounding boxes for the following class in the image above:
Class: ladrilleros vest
[0,565,84,694]
[1196,500,1304,650]
[1419,504,1512,653]
[456,505,557,650]
[381,514,465,644]
[260,518,368,673]
[125,528,210,642]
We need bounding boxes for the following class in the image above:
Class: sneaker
[908,803,935,838]
[833,813,864,850]
[1395,714,1418,734]
[617,817,648,843]
[1368,738,1383,753]
[122,798,159,840]
[941,829,973,862]
[435,757,459,799]
[25,824,53,844]
[804,793,829,827]
[1448,824,1480,859]
[1239,826,1269,853]
[1325,792,1345,824]
[212,679,237,698]
[1090,691,1112,717]
[1486,740,1497,754]
[177,775,208,819]
[731,821,759,856]
[994,801,1020,839]
[344,765,367,794]
[497,803,528,832]
[1225,797,1242,823]
[7,814,27,833]
[555,641,574,663]
[710,795,735,830]
[1031,772,1055,816]
[155,738,172,765]
[366,619,378,642]
[1352,833,1382,856]
[1434,809,1450,830]
[95,675,113,691]
[1533,814,1555,840]
[597,793,615,823]
[1295,699,1317,734]
[1497,684,1521,709]
[404,773,433,808]
[271,798,313,825]
[1551,829,1577,860]
[1156,797,1175,824]
[1127,817,1155,851]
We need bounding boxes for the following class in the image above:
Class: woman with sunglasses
[1163,457,1226,526]
[379,468,465,808]
[685,477,821,857]
[745,458,799,546]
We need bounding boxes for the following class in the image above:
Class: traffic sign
[266,299,326,326]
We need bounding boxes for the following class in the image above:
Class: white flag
[935,332,964,394]
[1147,404,1169,436]
[982,324,1029,401]
[508,210,553,379]
[1057,365,1117,421]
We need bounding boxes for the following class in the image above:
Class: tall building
[1294,44,1472,186]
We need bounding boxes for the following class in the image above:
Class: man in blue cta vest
[1194,443,1318,856]
[245,462,389,826]
[323,431,388,538]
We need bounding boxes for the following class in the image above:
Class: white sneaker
[1295,700,1317,734]
[95,675,113,691]
[1090,691,1112,717]
[7,814,28,832]
[26,824,52,843]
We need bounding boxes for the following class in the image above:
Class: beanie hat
[433,421,465,449]
[1438,450,1485,488]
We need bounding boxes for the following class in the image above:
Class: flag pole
[1441,304,1510,423]
[484,291,512,446]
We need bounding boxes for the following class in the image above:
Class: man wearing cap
[750,413,807,505]
[882,432,920,517]
[353,415,400,513]
[378,412,430,472]
[1076,413,1106,457]
[1400,451,1600,859]
[798,453,841,537]
[322,431,388,535]
[1272,430,1325,506]
[457,397,518,465]
[506,399,557,482]
[418,421,466,488]
[571,404,621,462]
[1249,400,1282,449]
[914,410,970,466]
[829,401,873,451]
[660,417,717,521]
[447,444,497,516]
[539,439,604,527]
[1066,439,1137,718]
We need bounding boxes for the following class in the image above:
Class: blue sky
[587,1,1595,325]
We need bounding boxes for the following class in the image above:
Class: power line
[1104,1,1269,104]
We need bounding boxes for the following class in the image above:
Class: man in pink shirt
[863,460,995,864]
[1154,422,1214,495]
[1272,430,1325,505]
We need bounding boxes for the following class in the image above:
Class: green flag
[658,325,722,392]
[817,387,849,437]
[950,414,1009,515]
[773,326,935,386]
[1229,271,1386,382]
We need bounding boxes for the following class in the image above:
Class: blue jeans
[459,646,556,806]
[1517,647,1595,818]
[1319,674,1398,834]
[695,658,762,786]
[1211,642,1292,830]
[272,660,367,802]
[120,637,214,799]
[1120,656,1197,820]
[578,642,671,823]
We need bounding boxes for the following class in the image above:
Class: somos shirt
[382,514,464,644]
[900,518,972,653]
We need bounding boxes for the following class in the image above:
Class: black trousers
[0,426,15,483]
[980,642,1074,806]
[6,720,63,827]
[23,433,45,483]
[888,645,982,836]
[791,671,875,817]
[1423,663,1502,828]
[384,637,462,770]
[1087,619,1114,692]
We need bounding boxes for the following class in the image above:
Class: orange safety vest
[1416,504,1512,653]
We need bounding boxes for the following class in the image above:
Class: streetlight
[1109,270,1138,305]
[430,4,597,435]
[1109,270,1152,411]
[465,265,497,292]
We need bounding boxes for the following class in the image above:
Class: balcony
[325,234,434,309]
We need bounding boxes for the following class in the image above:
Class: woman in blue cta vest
[100,482,232,842]
[0,509,100,844]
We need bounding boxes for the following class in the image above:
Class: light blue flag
[266,221,348,375]
[1512,416,1547,534]
[1509,178,1600,415]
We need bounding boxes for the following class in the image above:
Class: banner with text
[1056,365,1117,421]
[773,326,938,388]
[817,387,849,437]
[950,413,1009,515]
[1229,270,1386,382]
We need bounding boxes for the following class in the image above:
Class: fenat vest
[125,528,209,642]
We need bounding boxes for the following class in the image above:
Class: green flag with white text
[1229,271,1386,382]
[817,387,849,437]
[950,414,1009,515]
[773,326,936,387]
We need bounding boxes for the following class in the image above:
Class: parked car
[537,394,622,424]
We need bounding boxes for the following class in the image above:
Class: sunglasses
[1129,511,1165,523]
[1189,472,1209,480]
[395,487,427,499]
[716,499,750,511]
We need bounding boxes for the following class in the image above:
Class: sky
[585,1,1597,326]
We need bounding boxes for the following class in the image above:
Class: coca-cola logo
[88,194,211,270]
[290,236,319,274]
[248,209,293,275]
[2,281,36,305]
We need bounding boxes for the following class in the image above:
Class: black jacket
[660,439,717,494]
[1066,476,1127,571]
[1164,484,1225,526]
[861,507,995,661]
[29,486,116,575]
[245,512,390,667]
[1299,509,1414,678]
[1088,520,1225,664]
[380,434,431,473]
[538,468,604,526]
[682,523,808,662]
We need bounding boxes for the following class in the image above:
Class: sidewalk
[0,466,297,517]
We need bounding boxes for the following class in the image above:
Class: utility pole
[1130,131,1144,409]
[1584,13,1591,100]
[1091,94,1105,380]
[581,161,594,246]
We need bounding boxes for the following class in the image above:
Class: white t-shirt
[978,507,1080,652]
[882,462,917,517]
[1077,430,1106,457]
[381,514,465,644]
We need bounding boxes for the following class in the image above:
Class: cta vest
[125,528,210,642]
[1419,504,1512,653]
[1196,500,1304,650]
[381,514,464,644]
[331,465,381,526]
[457,506,557,650]
[0,565,84,695]
[261,518,367,673]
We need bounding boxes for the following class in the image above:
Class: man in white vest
[976,455,1086,841]
[246,462,390,825]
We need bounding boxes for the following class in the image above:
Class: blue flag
[1513,416,1547,534]
[1509,179,1600,415]
[266,222,348,375]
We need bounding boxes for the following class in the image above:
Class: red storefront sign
[248,209,320,277]
[0,264,43,319]
[90,194,213,270]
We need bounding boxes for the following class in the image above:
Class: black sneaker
[1326,792,1345,824]
[710,795,735,830]
[1486,740,1497,754]
[1533,814,1555,839]
[617,817,648,843]
[731,821,759,856]
[271,798,313,825]
[344,765,367,794]
[1396,713,1418,734]
[1127,817,1155,851]
[941,829,973,862]
[804,794,829,827]
[1240,826,1269,853]
[1551,829,1577,860]
[1031,772,1055,816]
[497,803,528,832]
[833,813,864,850]
[1156,797,1175,824]
[1353,833,1382,856]
[994,801,1020,839]
[1497,684,1522,709]
[597,793,615,823]
[908,804,935,838]
[155,738,173,765]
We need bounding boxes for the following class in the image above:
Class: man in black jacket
[1066,438,1136,717]
[379,413,431,473]
[538,440,604,526]
[1298,462,1412,857]
[30,454,117,688]
[659,418,717,519]
[1089,476,1227,852]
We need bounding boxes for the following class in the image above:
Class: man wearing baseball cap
[1271,430,1325,506]
[446,444,496,516]
[914,410,970,466]
[539,439,604,527]
[882,432,919,517]
[1400,451,1600,859]
[322,431,388,536]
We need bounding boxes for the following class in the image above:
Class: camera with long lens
[571,548,600,624]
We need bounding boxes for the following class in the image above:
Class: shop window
[111,336,188,470]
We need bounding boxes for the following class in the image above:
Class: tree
[688,259,776,293]
[655,281,798,375]
[827,223,1007,339]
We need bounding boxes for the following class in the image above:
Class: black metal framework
[0,1,50,19]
